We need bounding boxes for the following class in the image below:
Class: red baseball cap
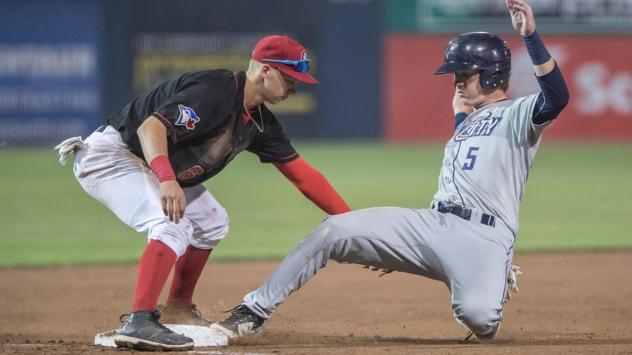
[252,35,319,84]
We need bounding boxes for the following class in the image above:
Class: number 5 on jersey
[462,146,479,170]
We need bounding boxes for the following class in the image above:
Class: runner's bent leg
[243,207,443,319]
[432,214,515,338]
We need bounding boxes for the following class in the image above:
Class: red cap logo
[252,35,318,84]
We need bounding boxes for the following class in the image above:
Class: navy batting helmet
[435,32,511,90]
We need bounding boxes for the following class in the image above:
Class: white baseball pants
[71,126,229,257]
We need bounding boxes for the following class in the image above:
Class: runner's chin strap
[54,136,86,166]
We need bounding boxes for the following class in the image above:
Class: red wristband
[149,155,176,182]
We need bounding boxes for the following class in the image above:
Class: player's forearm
[274,158,351,215]
[138,115,177,182]
[522,30,555,77]
[301,182,351,215]
[138,115,170,163]
[522,30,569,124]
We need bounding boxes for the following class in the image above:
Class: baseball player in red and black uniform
[56,35,350,351]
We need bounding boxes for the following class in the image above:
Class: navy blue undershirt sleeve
[532,64,569,125]
[523,30,551,65]
[522,30,569,125]
[455,112,468,129]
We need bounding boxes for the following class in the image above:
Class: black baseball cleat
[114,310,194,351]
[210,305,265,339]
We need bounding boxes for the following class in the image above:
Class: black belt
[432,201,496,227]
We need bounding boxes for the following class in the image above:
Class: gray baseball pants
[243,206,515,337]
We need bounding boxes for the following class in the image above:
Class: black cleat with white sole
[114,310,194,351]
[211,305,265,339]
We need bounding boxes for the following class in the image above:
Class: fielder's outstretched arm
[274,157,351,215]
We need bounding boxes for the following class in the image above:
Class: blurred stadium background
[1,0,630,267]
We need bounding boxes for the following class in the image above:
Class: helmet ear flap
[479,70,490,91]
[479,65,510,91]
[480,69,500,90]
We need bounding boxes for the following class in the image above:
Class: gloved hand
[54,136,86,165]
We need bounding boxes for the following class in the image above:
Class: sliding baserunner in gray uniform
[212,0,569,341]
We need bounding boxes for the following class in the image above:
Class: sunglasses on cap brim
[261,58,310,73]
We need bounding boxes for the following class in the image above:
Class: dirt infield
[1,251,631,354]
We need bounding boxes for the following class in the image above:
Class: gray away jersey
[432,94,551,236]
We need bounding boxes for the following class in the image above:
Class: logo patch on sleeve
[175,104,201,130]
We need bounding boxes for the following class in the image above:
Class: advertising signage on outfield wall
[385,34,632,141]
[388,0,632,33]
[131,32,316,117]
[105,0,382,139]
[0,0,382,145]
[0,1,103,145]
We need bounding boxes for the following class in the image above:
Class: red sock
[166,246,212,306]
[132,240,177,312]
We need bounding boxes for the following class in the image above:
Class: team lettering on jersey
[454,110,502,141]
[176,104,201,130]
[177,165,204,181]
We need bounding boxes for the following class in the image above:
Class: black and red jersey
[107,70,298,187]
